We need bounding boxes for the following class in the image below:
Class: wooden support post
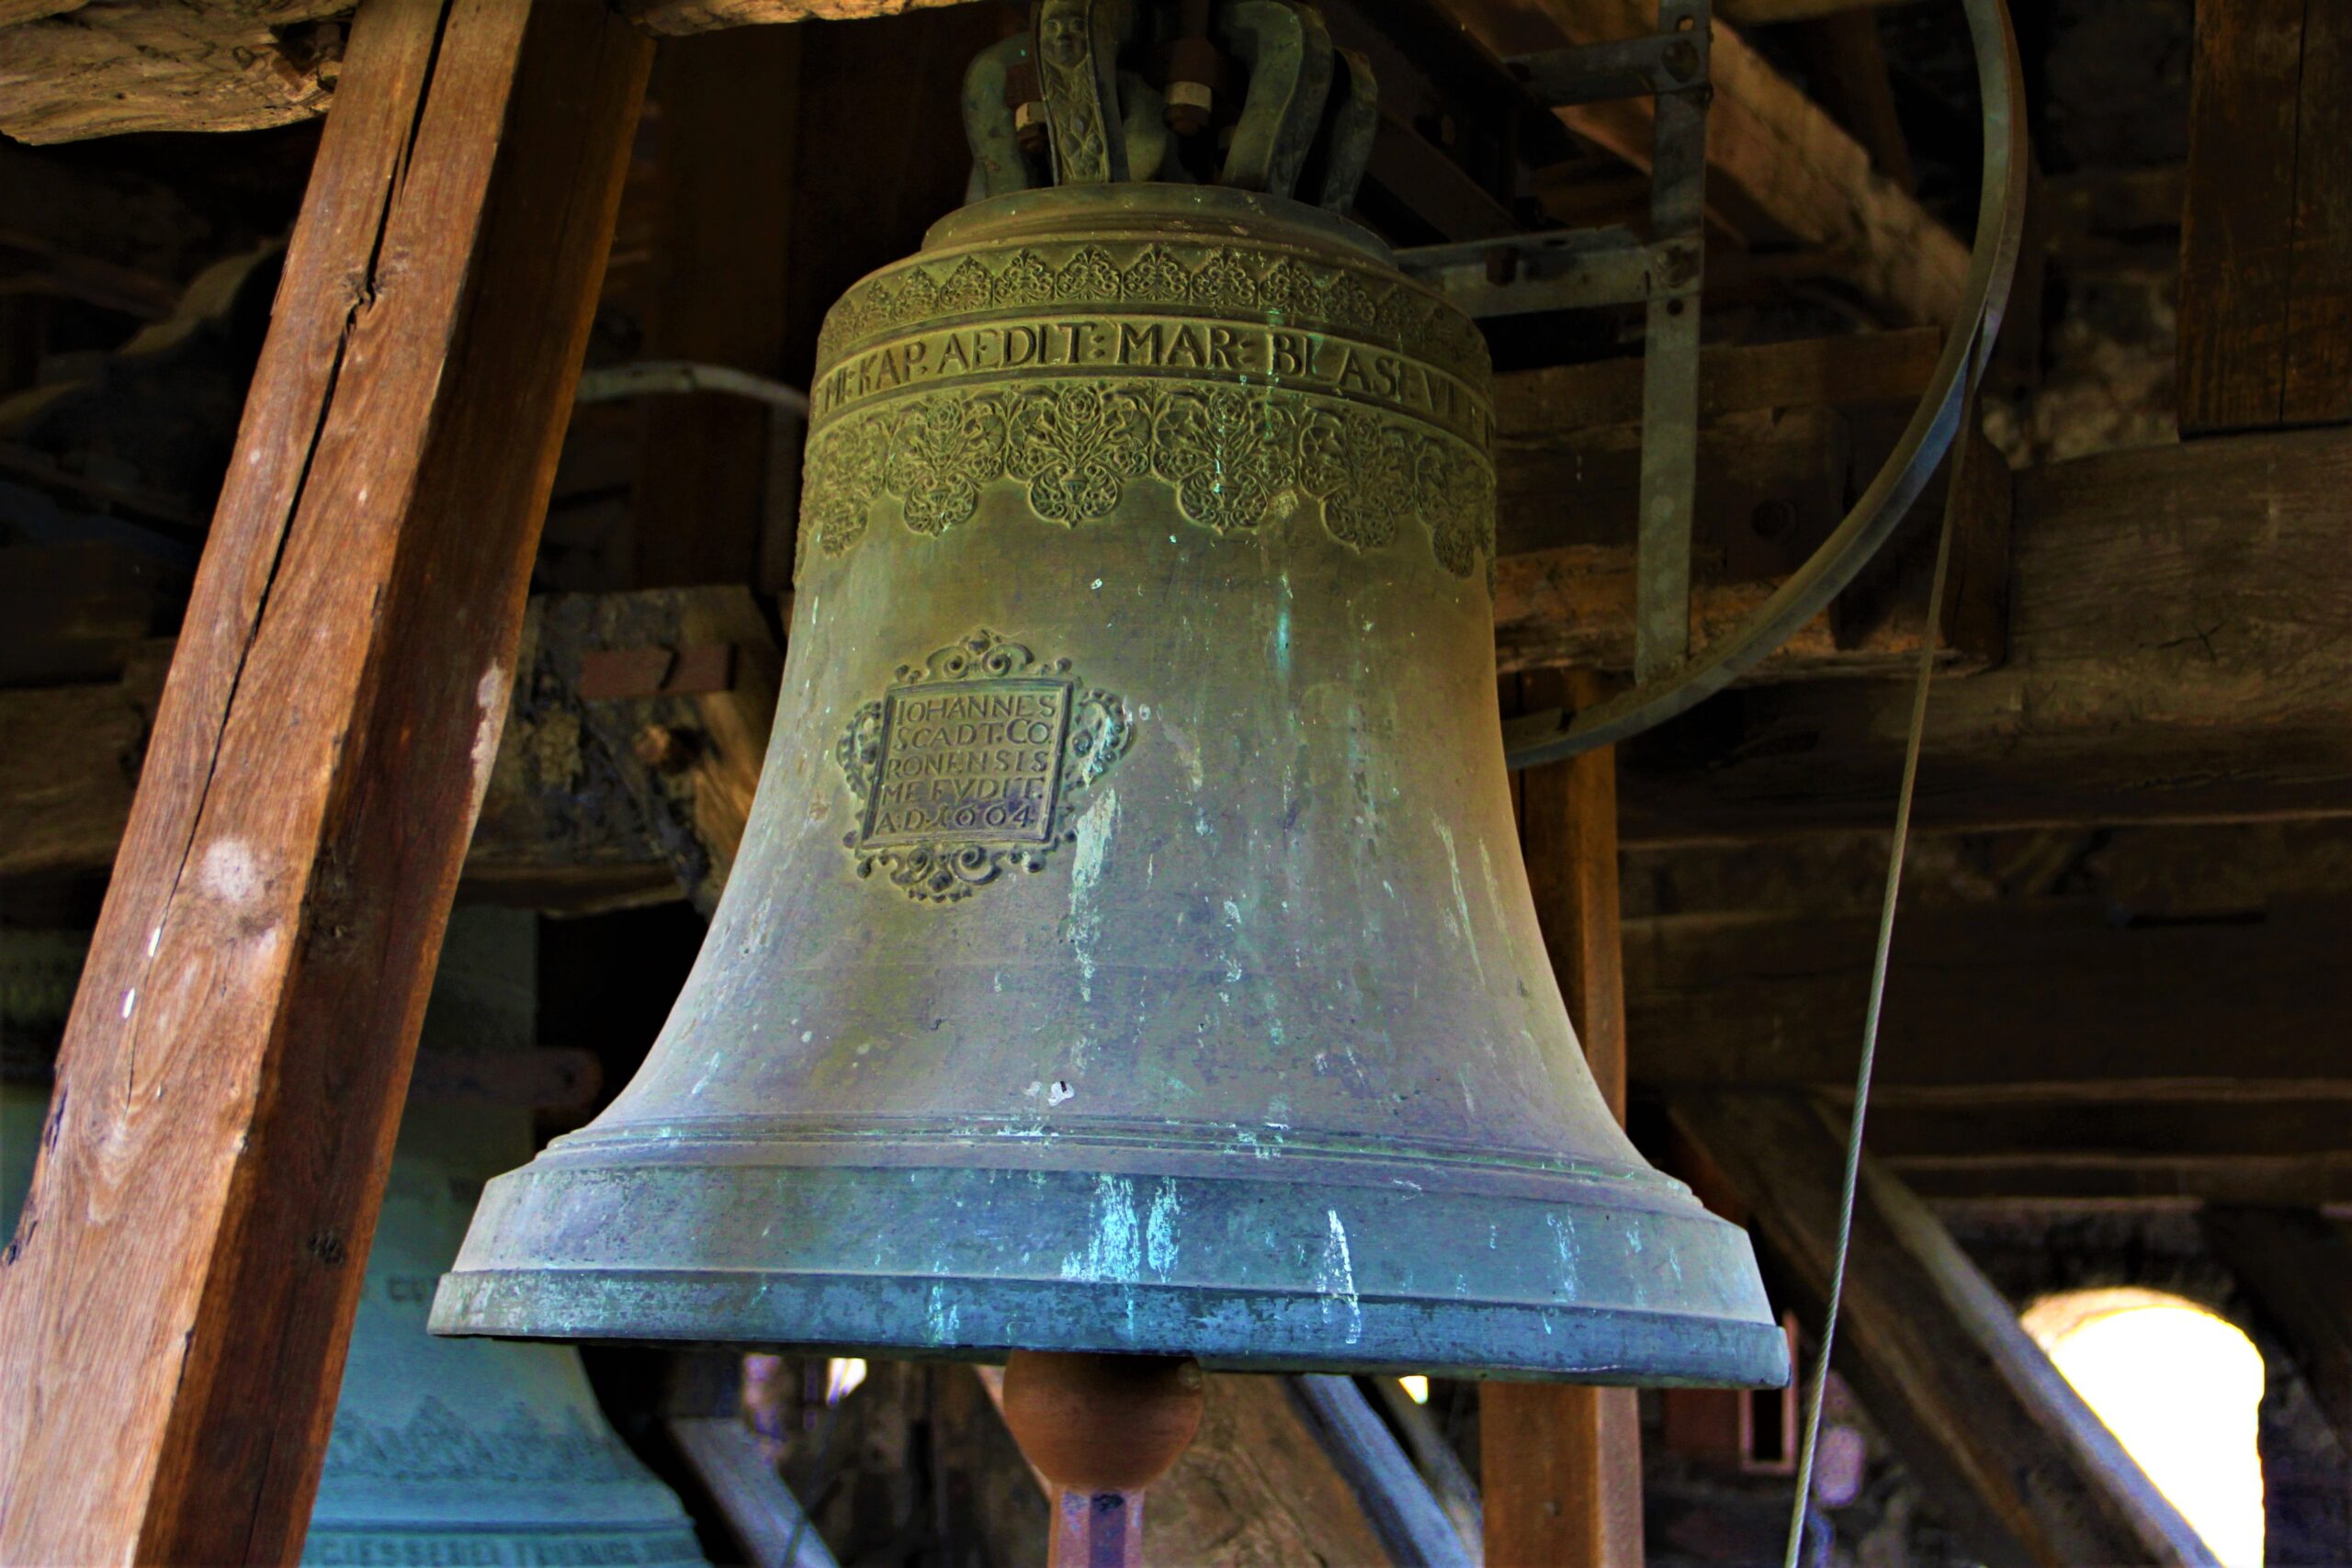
[1485,670,1644,1568]
[2179,0,2352,433]
[633,23,801,592]
[1671,1093,2220,1568]
[2199,1207,2352,1453]
[0,2,650,1561]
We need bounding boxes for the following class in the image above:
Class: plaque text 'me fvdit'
[864,680,1071,848]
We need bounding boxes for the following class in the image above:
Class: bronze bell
[435,175,1782,1388]
[2,917,706,1565]
[436,0,1784,1386]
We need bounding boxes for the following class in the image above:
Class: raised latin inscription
[809,313,1493,450]
[863,680,1071,848]
[835,632,1133,902]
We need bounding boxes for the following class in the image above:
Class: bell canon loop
[432,179,1787,1389]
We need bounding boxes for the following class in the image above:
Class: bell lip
[920,182,1396,268]
[428,1155,1785,1389]
[429,1268,1792,1391]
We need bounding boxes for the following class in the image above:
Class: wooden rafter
[1673,1093,2220,1568]
[1438,0,1969,324]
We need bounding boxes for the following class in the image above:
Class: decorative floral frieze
[797,379,1496,581]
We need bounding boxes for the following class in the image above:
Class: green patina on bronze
[797,188,1496,578]
[433,177,1783,1388]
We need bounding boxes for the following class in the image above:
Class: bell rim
[429,1155,1785,1387]
[430,1267,1789,1390]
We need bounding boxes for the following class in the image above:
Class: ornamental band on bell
[797,237,1498,582]
[834,632,1133,902]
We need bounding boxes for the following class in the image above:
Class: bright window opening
[824,1356,868,1404]
[2022,1288,2265,1566]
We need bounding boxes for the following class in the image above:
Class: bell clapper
[1000,1350,1206,1567]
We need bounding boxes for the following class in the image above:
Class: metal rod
[1779,368,1976,1568]
[1633,0,1710,683]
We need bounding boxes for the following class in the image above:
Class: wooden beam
[2178,0,2352,433]
[1905,1158,2352,1211]
[1672,1093,2220,1568]
[1618,424,2352,840]
[0,1,976,142]
[1624,898,2352,1096]
[1439,0,1968,325]
[0,3,343,143]
[1794,12,1915,194]
[1717,0,1917,22]
[633,24,801,591]
[1863,1094,2352,1163]
[0,3,650,1560]
[616,0,984,36]
[2199,1208,2352,1451]
[1485,670,1643,1568]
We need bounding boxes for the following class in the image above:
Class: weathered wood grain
[1440,0,1968,325]
[1674,1093,2220,1568]
[1625,897,2352,1095]
[0,1,345,143]
[1715,0,1915,21]
[0,0,650,1559]
[633,23,801,590]
[619,0,979,35]
[2177,0,2305,432]
[2178,0,2352,432]
[1486,669,1644,1568]
[0,0,982,142]
[1620,423,2352,839]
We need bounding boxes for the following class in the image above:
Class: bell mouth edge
[428,1267,1791,1391]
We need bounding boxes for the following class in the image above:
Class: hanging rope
[1780,363,1982,1568]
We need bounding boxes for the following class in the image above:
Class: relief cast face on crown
[431,0,1788,1397]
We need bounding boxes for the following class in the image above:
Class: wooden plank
[1618,424,2352,839]
[1485,669,1643,1568]
[1625,898,2352,1095]
[2177,0,2352,432]
[618,0,985,36]
[0,2,650,1560]
[0,3,344,142]
[2199,1208,2352,1451]
[2283,1,2352,423]
[1716,0,1916,21]
[1493,326,1942,433]
[1439,0,1968,325]
[0,1,975,142]
[1672,1093,2220,1568]
[668,1416,838,1568]
[1795,12,1914,193]
[1906,1158,2352,1211]
[2177,0,2303,432]
[1864,1094,2352,1162]
[633,23,801,590]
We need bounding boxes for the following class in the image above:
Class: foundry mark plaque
[861,679,1074,849]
